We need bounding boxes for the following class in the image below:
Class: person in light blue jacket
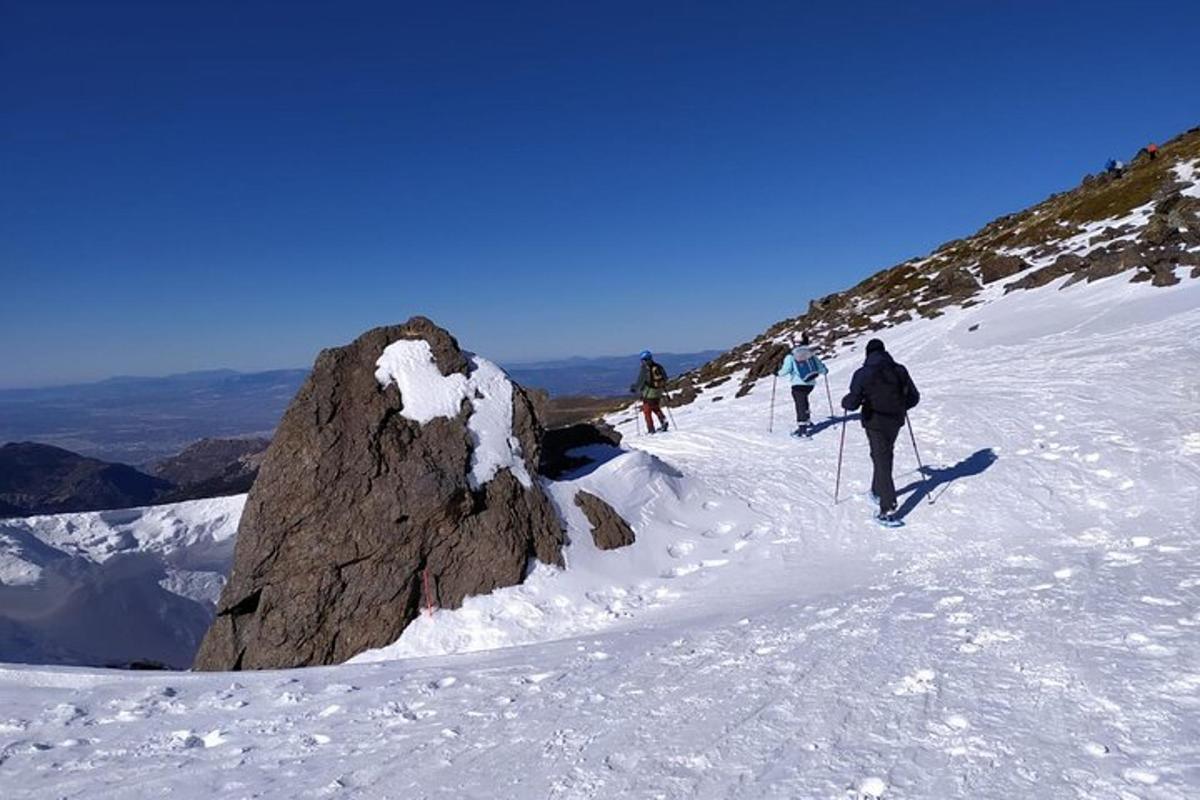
[777,334,828,437]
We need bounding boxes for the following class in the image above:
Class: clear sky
[2,0,1197,388]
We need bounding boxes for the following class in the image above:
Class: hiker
[841,339,920,526]
[1147,142,1159,160]
[1106,158,1124,177]
[630,350,670,433]
[777,334,828,437]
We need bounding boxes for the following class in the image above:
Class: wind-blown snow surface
[0,496,243,669]
[3,274,1200,798]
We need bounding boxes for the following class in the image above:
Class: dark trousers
[865,425,902,513]
[790,384,814,424]
[641,397,667,431]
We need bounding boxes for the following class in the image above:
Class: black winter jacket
[841,350,920,430]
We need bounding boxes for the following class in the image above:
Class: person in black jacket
[841,339,920,525]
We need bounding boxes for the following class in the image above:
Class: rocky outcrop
[194,318,565,671]
[573,491,635,551]
[978,254,1029,284]
[657,127,1200,405]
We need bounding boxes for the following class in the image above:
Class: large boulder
[977,254,1029,284]
[194,318,565,670]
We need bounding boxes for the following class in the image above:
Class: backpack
[648,361,668,390]
[864,362,910,417]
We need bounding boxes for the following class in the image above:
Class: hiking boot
[660,421,669,432]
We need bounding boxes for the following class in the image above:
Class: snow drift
[0,496,242,668]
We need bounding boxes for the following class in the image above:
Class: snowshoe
[874,511,903,528]
[660,421,669,432]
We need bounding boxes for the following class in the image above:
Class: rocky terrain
[668,129,1200,401]
[194,318,575,671]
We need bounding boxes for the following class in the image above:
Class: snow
[375,339,532,488]
[2,273,1200,796]
[0,496,243,668]
[1173,158,1200,198]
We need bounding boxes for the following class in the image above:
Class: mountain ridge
[669,126,1200,402]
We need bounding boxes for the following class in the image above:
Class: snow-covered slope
[0,496,243,669]
[2,272,1197,798]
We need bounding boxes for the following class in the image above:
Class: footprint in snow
[1122,768,1159,786]
[893,669,937,696]
[856,776,888,798]
[668,541,695,558]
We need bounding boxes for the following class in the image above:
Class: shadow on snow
[895,448,998,520]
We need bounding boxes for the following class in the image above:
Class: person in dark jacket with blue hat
[631,350,670,433]
[842,339,920,526]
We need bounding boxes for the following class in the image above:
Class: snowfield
[0,496,243,670]
[2,271,1199,798]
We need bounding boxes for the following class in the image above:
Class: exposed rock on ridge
[662,126,1200,403]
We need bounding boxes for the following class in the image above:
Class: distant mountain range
[0,438,270,518]
[0,352,719,464]
[0,370,307,465]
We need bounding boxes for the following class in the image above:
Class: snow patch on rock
[1173,158,1200,198]
[374,339,531,489]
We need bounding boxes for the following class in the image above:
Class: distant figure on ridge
[631,350,670,434]
[1147,142,1159,160]
[1105,158,1124,177]
[777,334,828,438]
[841,339,920,527]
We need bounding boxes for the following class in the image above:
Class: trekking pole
[833,413,847,504]
[768,374,778,433]
[634,402,642,436]
[823,374,835,418]
[905,413,925,472]
[905,413,933,504]
[665,401,678,431]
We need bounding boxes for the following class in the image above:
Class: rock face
[573,491,636,551]
[194,318,565,671]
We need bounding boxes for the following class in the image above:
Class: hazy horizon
[4,1,1197,387]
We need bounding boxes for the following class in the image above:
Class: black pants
[790,385,814,424]
[865,425,902,513]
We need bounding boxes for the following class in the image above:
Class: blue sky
[2,0,1197,387]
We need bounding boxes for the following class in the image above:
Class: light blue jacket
[778,347,828,387]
